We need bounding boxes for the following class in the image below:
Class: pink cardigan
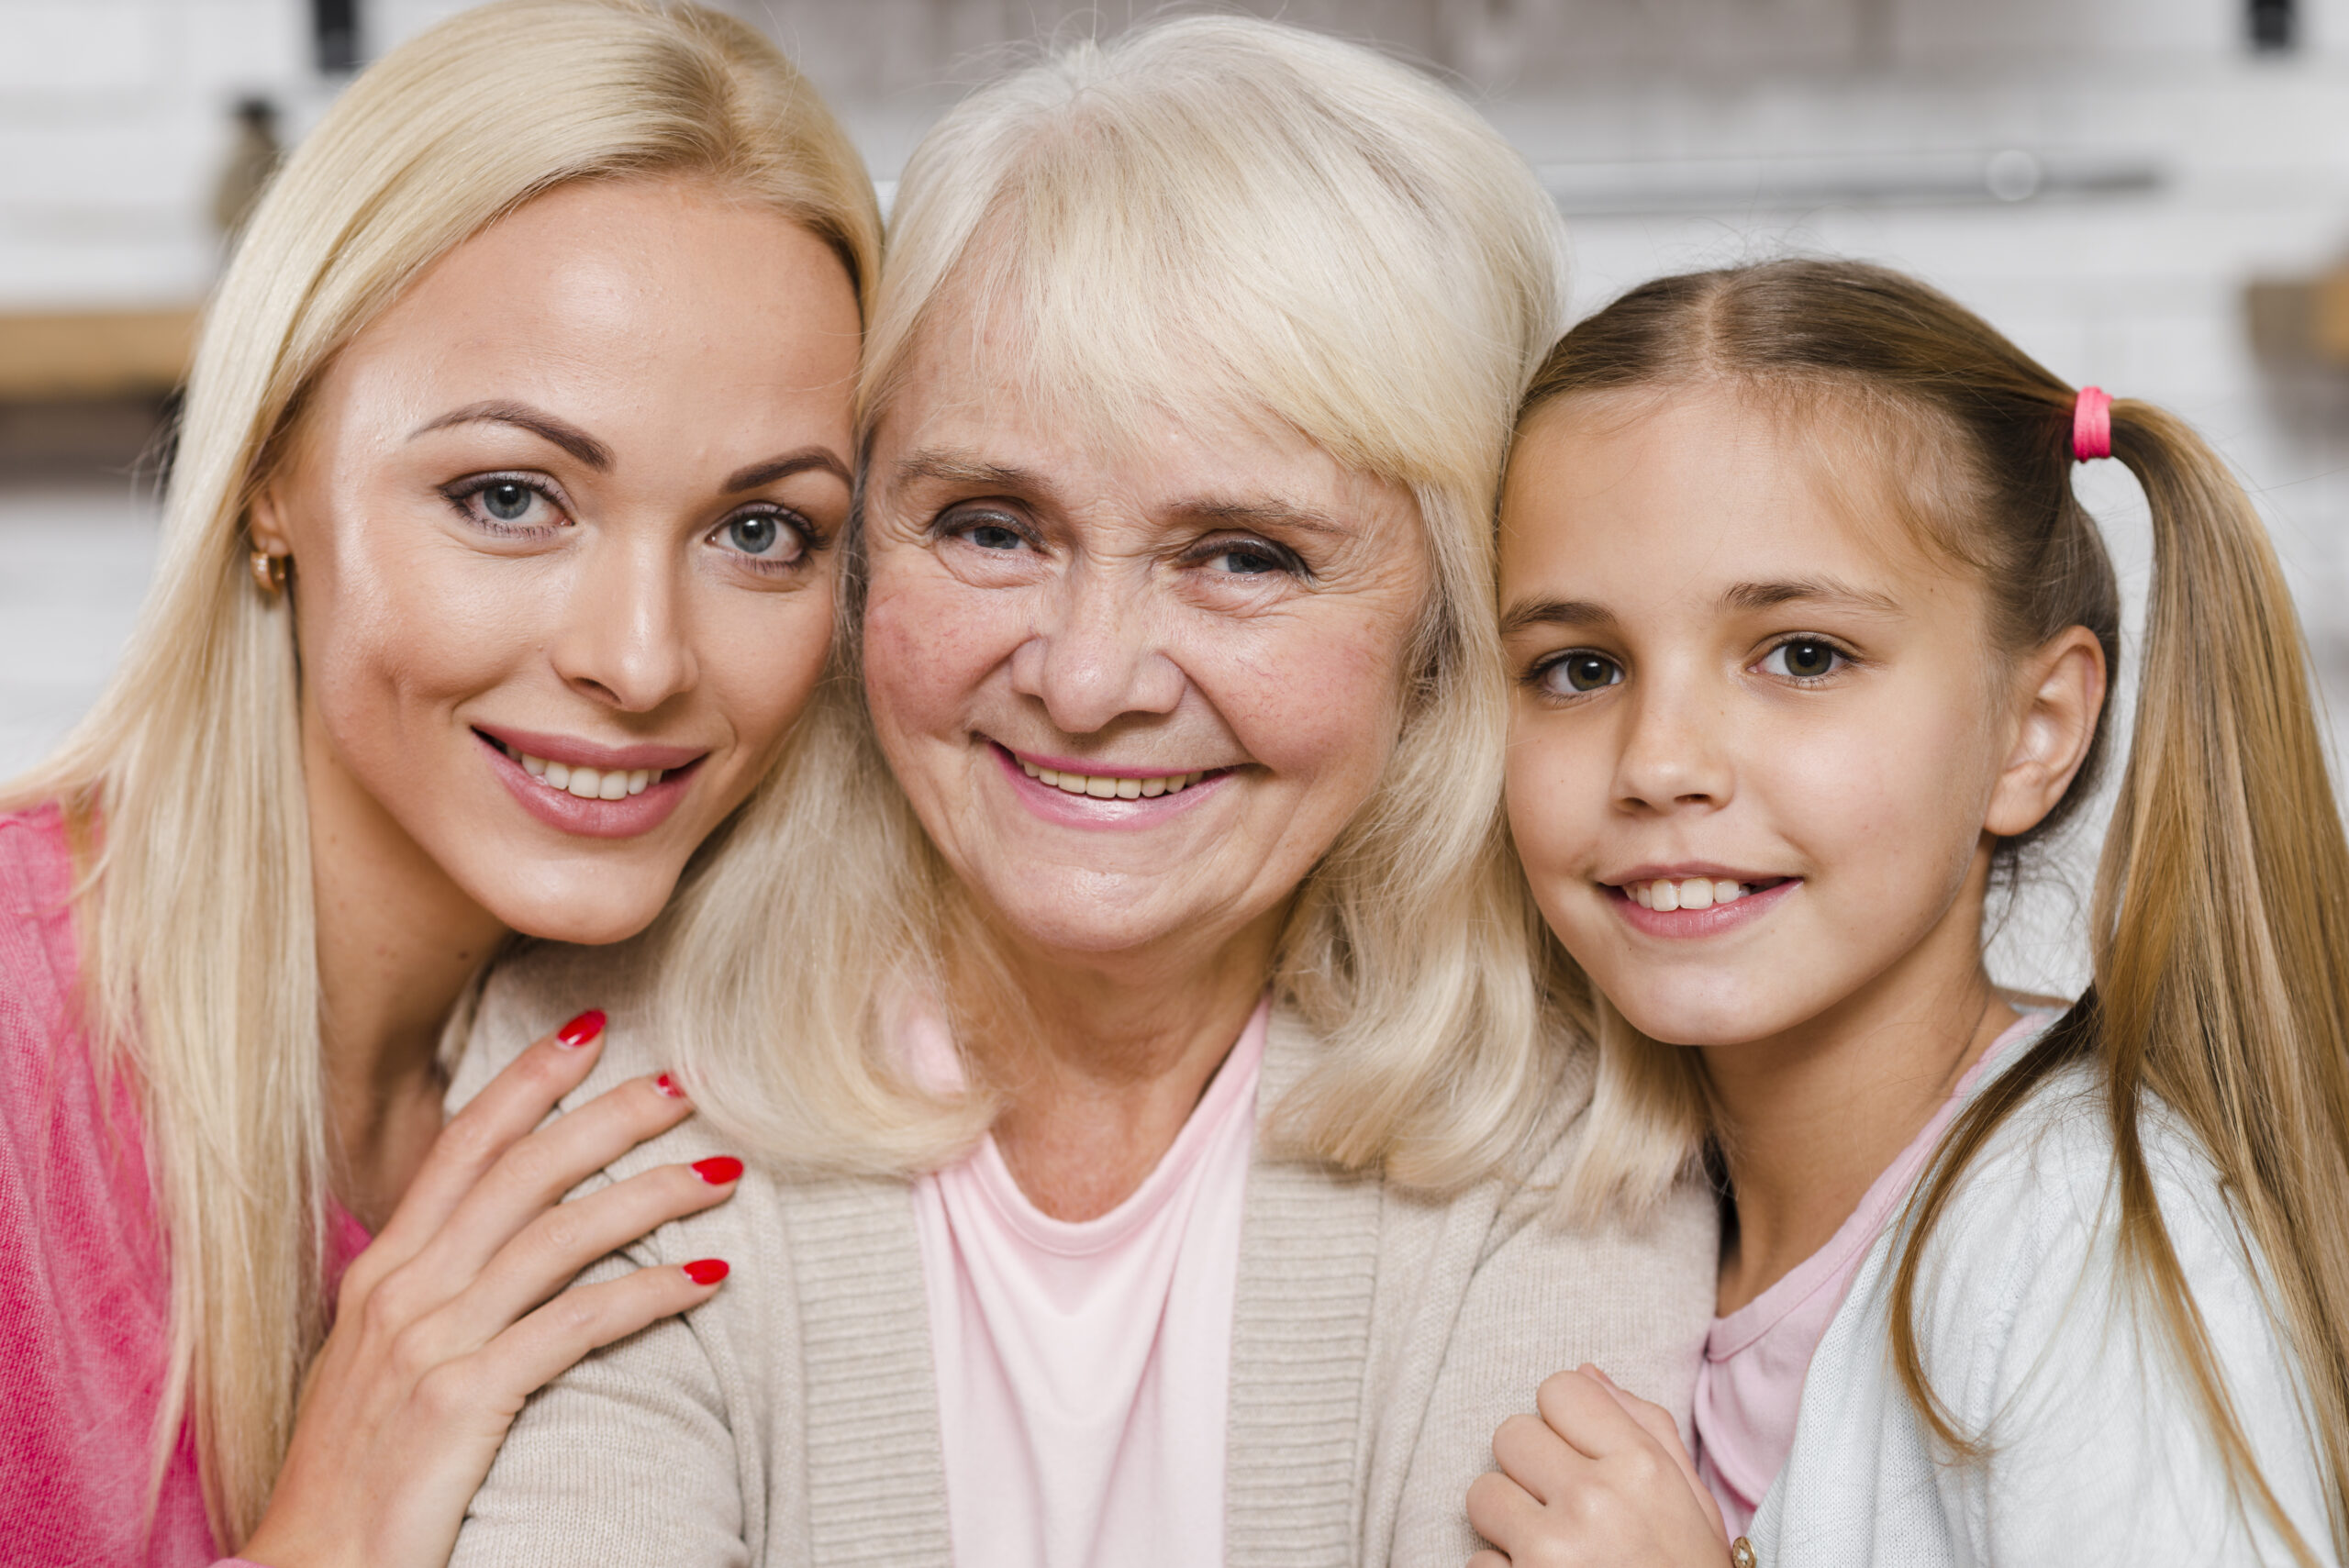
[0,806,353,1566]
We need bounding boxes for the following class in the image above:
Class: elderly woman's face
[861,339,1431,964]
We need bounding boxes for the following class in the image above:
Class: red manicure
[682,1258,729,1285]
[554,1009,607,1049]
[655,1073,686,1099]
[692,1156,744,1185]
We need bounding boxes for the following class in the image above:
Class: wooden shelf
[0,307,198,402]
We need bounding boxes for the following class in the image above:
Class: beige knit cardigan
[442,943,1715,1568]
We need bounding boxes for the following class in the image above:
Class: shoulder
[445,935,664,1112]
[0,805,84,1060]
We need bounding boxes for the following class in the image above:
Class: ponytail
[1522,258,2349,1562]
[1889,400,2349,1564]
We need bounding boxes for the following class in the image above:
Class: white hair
[645,15,1578,1190]
[2,0,879,1543]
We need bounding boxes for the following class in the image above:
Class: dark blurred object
[314,0,361,73]
[2245,263,2349,370]
[0,397,174,486]
[2251,0,2297,51]
[211,97,282,244]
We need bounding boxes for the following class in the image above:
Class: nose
[1006,559,1186,734]
[545,531,696,714]
[1611,663,1734,815]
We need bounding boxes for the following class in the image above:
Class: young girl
[1472,259,2349,1566]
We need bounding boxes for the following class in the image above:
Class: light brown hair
[1518,258,2349,1560]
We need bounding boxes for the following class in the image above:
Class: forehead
[1501,384,1955,608]
[326,177,860,418]
[871,307,1405,524]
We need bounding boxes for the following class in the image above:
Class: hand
[239,1010,741,1568]
[1466,1364,1731,1568]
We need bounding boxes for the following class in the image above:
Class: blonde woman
[448,18,1716,1566]
[0,4,878,1565]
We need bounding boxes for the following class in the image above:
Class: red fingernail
[655,1072,686,1099]
[692,1156,744,1185]
[555,1009,607,1049]
[682,1258,729,1285]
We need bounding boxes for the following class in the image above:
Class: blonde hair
[1518,259,2349,1561]
[0,0,877,1545]
[644,15,1574,1188]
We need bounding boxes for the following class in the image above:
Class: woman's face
[250,176,860,944]
[860,326,1431,972]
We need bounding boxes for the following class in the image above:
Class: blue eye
[1542,652,1621,695]
[482,481,532,521]
[1761,639,1843,680]
[968,523,1024,550]
[711,506,807,566]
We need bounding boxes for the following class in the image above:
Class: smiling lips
[1622,875,1782,911]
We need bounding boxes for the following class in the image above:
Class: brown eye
[1763,639,1843,680]
[1542,652,1621,695]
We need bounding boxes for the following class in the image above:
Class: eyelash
[932,507,1310,582]
[1754,634,1857,684]
[441,472,566,535]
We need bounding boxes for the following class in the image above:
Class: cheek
[1504,722,1605,880]
[861,565,1019,743]
[1204,612,1407,793]
[1763,693,1998,905]
[297,517,533,748]
[697,589,835,756]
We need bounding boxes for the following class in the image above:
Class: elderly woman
[445,17,1711,1566]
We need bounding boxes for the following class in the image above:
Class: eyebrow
[1174,498,1350,539]
[409,401,613,470]
[892,451,1047,495]
[1499,578,1902,639]
[1499,597,1616,638]
[1719,577,1903,617]
[723,449,852,493]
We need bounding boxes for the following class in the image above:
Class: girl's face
[1500,386,2095,1048]
[250,176,860,944]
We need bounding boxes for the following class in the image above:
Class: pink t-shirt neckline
[910,994,1268,1568]
[1694,1008,2059,1530]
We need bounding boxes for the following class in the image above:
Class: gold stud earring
[249,550,289,594]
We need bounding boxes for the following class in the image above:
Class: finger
[438,1156,744,1342]
[371,1010,610,1261]
[415,1070,696,1283]
[1465,1469,1547,1557]
[458,1256,731,1413]
[1490,1412,1586,1507]
[1583,1366,1727,1546]
[1534,1366,1652,1462]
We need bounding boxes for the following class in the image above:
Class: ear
[248,483,293,558]
[1985,626,2107,839]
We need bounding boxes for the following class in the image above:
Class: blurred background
[7,0,2349,990]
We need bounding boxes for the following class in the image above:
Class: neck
[1700,854,2017,1316]
[953,899,1283,1222]
[304,709,508,1231]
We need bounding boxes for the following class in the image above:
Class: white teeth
[1015,758,1207,798]
[506,743,668,799]
[1624,876,1754,910]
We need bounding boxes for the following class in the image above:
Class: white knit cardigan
[440,941,1718,1568]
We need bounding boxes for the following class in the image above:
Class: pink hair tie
[2072,385,2113,462]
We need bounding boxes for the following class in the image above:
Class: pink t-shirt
[0,805,366,1567]
[909,995,1267,1568]
[1693,1010,2055,1532]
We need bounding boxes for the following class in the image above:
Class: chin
[485,868,679,948]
